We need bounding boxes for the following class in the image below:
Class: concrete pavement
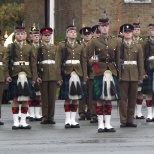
[0,100,154,154]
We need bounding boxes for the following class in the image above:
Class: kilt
[142,70,153,94]
[8,76,35,101]
[59,73,86,100]
[93,74,121,101]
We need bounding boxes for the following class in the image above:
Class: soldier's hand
[32,81,35,85]
[57,80,63,86]
[90,55,98,63]
[143,74,148,79]
[37,77,42,83]
[6,77,12,83]
[138,80,142,84]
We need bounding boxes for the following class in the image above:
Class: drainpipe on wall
[49,0,55,44]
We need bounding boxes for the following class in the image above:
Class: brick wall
[82,0,154,35]
[24,0,46,32]
[24,0,154,36]
[54,0,82,36]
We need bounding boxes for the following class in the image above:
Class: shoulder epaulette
[59,41,65,45]
[111,36,116,38]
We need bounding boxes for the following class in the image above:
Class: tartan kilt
[59,74,86,100]
[142,70,153,94]
[93,74,121,101]
[8,76,35,101]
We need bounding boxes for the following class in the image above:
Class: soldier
[0,44,6,125]
[142,23,154,122]
[119,24,144,128]
[28,25,42,121]
[91,25,101,38]
[132,22,145,119]
[37,27,57,124]
[117,33,123,44]
[3,23,37,130]
[55,25,87,128]
[78,27,96,122]
[85,17,120,133]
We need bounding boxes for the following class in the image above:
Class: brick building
[24,0,154,36]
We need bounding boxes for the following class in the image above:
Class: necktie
[19,42,22,48]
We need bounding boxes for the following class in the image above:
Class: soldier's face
[149,28,154,37]
[133,28,140,37]
[93,33,101,38]
[32,34,40,43]
[15,32,25,42]
[66,30,77,39]
[82,33,92,42]
[99,25,109,35]
[123,31,133,39]
[42,34,51,43]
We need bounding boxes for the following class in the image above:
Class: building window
[124,0,151,3]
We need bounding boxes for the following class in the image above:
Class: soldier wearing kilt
[119,24,144,128]
[3,24,37,130]
[55,25,87,128]
[142,24,154,122]
[0,45,6,125]
[78,27,97,123]
[37,27,57,125]
[28,25,42,121]
[132,23,145,119]
[85,17,120,133]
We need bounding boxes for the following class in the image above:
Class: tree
[0,2,24,36]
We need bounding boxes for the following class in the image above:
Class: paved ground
[0,100,154,154]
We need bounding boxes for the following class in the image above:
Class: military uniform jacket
[0,46,6,82]
[55,41,87,81]
[3,42,37,81]
[143,38,154,72]
[38,43,57,81]
[119,41,144,81]
[85,35,120,77]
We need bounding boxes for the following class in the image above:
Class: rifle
[37,47,43,77]
[120,40,125,71]
[61,39,69,76]
[8,43,16,76]
[144,40,151,72]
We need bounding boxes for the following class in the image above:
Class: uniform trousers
[0,82,5,118]
[40,81,57,121]
[119,81,138,124]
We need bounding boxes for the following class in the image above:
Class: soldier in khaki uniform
[3,24,37,130]
[55,25,87,128]
[132,22,145,119]
[0,45,6,125]
[85,17,120,133]
[119,24,144,128]
[91,25,101,38]
[78,27,97,122]
[142,24,154,122]
[28,25,42,121]
[37,27,57,124]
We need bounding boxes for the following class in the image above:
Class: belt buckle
[19,61,25,65]
[72,60,75,64]
[47,60,50,64]
[106,58,109,63]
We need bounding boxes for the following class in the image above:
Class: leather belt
[41,60,55,64]
[123,61,137,65]
[100,58,115,63]
[13,61,29,65]
[65,60,80,64]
